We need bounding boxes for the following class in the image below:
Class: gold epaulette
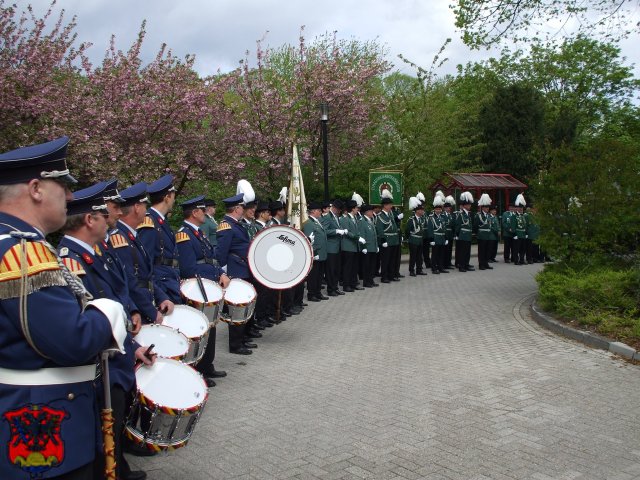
[62,257,86,276]
[0,242,60,282]
[175,231,190,243]
[217,221,231,232]
[109,233,129,249]
[137,216,155,229]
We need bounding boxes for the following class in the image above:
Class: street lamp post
[320,102,329,201]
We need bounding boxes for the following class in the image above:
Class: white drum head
[162,305,209,339]
[224,278,256,305]
[134,325,189,360]
[136,358,207,410]
[181,278,223,304]
[248,225,313,289]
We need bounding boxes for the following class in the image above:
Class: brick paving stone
[129,261,640,479]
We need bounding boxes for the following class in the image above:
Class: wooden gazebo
[430,173,527,213]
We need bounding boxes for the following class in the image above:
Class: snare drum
[134,325,189,362]
[180,278,224,326]
[125,358,208,452]
[220,278,256,325]
[162,305,209,364]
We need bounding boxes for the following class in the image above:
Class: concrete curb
[530,299,640,361]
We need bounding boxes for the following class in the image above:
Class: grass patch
[537,264,640,350]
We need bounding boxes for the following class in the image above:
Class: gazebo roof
[439,173,527,190]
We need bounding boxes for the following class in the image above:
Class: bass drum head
[248,225,313,290]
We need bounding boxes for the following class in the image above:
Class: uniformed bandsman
[455,191,475,272]
[512,193,528,265]
[321,199,345,296]
[427,195,449,274]
[406,197,426,276]
[216,192,253,355]
[443,195,456,268]
[340,199,365,291]
[360,204,379,288]
[376,189,400,283]
[489,205,500,263]
[303,201,328,301]
[252,201,273,327]
[474,193,494,270]
[266,199,296,320]
[137,175,182,303]
[0,137,126,480]
[200,198,218,246]
[501,205,515,263]
[176,195,230,386]
[112,182,175,324]
[58,182,151,480]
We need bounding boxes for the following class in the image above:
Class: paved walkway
[132,261,640,480]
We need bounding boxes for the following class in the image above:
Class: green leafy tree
[478,82,546,180]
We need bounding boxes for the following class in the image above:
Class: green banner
[369,171,403,206]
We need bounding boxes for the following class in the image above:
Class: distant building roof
[434,173,527,190]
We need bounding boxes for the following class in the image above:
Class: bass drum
[248,225,313,290]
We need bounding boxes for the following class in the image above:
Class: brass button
[67,392,75,401]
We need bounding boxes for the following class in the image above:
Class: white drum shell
[162,305,210,364]
[180,278,224,326]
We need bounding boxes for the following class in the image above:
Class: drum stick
[195,274,209,303]
[143,344,155,360]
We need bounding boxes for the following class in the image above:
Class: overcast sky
[23,0,640,80]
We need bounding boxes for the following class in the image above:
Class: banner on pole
[369,170,403,206]
[287,144,308,229]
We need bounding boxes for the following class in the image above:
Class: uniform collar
[184,220,200,232]
[63,235,95,255]
[119,220,137,238]
[151,207,165,221]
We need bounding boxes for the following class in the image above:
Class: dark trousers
[196,325,216,374]
[477,239,489,268]
[527,240,542,262]
[375,249,382,276]
[431,244,445,272]
[513,237,527,264]
[363,253,376,285]
[445,237,454,266]
[380,245,394,281]
[394,243,402,277]
[422,238,432,268]
[228,316,246,352]
[503,236,514,262]
[294,282,305,306]
[342,251,358,288]
[458,240,471,269]
[490,239,498,261]
[358,251,365,280]
[307,260,323,297]
[254,281,268,321]
[408,243,423,273]
[326,252,341,293]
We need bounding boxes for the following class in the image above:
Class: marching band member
[176,195,230,386]
[474,193,494,270]
[200,198,218,245]
[428,195,449,274]
[216,192,253,355]
[340,199,364,292]
[303,201,328,301]
[376,189,400,283]
[455,192,474,272]
[321,199,346,296]
[360,204,379,288]
[137,175,182,304]
[406,196,426,276]
[58,182,151,480]
[112,183,175,324]
[0,138,126,480]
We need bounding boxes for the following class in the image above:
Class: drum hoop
[223,278,256,306]
[162,305,211,335]
[247,225,313,290]
[135,360,208,413]
[124,425,190,451]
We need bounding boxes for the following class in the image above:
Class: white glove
[397,213,404,220]
[358,237,366,245]
[514,236,518,240]
[314,255,319,260]
[445,240,449,245]
[525,235,529,239]
[309,232,315,244]
[87,298,127,354]
[362,249,367,255]
[382,242,388,248]
[430,242,435,246]
[221,264,228,273]
[336,229,345,235]
[454,236,458,240]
